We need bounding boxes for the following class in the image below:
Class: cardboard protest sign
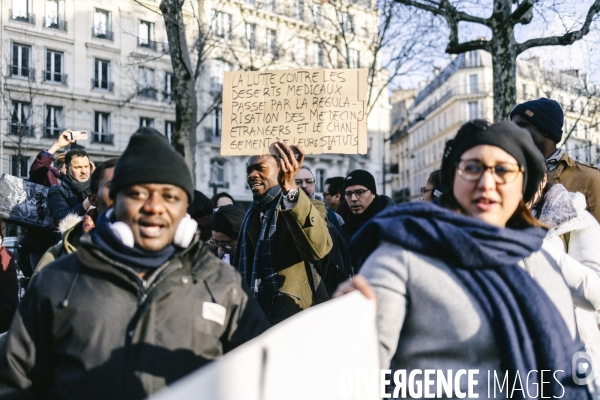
[151,292,380,400]
[0,174,54,230]
[221,69,368,156]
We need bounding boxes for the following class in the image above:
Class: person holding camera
[47,141,94,225]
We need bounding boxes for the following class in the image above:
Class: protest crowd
[0,96,597,399]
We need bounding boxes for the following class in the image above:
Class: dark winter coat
[0,234,269,399]
[0,247,18,333]
[47,176,89,225]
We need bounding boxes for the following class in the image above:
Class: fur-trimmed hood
[538,184,592,240]
[57,214,83,235]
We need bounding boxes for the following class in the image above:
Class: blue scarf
[234,186,282,318]
[352,201,590,400]
[92,211,176,271]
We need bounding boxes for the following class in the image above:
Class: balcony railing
[162,42,170,53]
[8,122,34,137]
[43,71,67,85]
[138,87,157,99]
[162,91,176,102]
[10,66,35,80]
[92,27,113,40]
[10,10,35,24]
[44,126,63,139]
[91,79,114,92]
[92,132,114,144]
[137,38,157,51]
[45,17,67,31]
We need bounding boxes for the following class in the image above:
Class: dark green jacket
[0,234,269,399]
[243,190,333,325]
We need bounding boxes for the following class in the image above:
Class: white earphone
[107,210,198,248]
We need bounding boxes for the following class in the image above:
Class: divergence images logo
[572,351,597,385]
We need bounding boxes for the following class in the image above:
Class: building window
[163,72,174,102]
[92,9,112,40]
[10,101,33,137]
[341,12,354,34]
[93,58,112,91]
[11,43,33,80]
[210,60,231,93]
[44,50,66,84]
[10,155,30,179]
[44,105,63,138]
[293,38,306,65]
[213,12,232,40]
[138,67,156,99]
[294,0,304,20]
[245,23,256,51]
[11,0,34,24]
[138,20,156,50]
[45,0,66,30]
[316,169,325,192]
[93,112,112,144]
[468,101,479,120]
[313,42,324,67]
[266,29,277,56]
[165,121,175,143]
[312,3,322,27]
[139,117,154,128]
[213,107,222,138]
[265,0,276,12]
[469,74,478,94]
[465,51,480,68]
[348,49,359,68]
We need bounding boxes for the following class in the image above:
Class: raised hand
[274,140,305,194]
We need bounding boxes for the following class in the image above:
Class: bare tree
[395,0,600,121]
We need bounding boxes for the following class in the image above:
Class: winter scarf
[62,173,91,201]
[353,201,590,400]
[92,211,175,271]
[235,186,282,318]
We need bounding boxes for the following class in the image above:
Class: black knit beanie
[441,120,545,202]
[109,127,194,201]
[509,98,564,143]
[211,205,245,240]
[344,169,377,195]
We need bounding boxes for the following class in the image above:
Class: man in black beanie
[511,98,600,222]
[340,169,394,250]
[0,127,269,399]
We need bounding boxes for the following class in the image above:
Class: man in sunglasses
[340,170,394,256]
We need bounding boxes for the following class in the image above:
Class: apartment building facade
[0,0,177,179]
[390,50,600,201]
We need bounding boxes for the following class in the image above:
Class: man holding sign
[235,141,333,324]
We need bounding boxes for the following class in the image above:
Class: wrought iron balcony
[137,38,157,51]
[43,71,67,85]
[92,27,113,40]
[138,87,157,99]
[10,10,35,24]
[45,17,67,31]
[8,122,34,137]
[92,132,114,144]
[91,79,114,92]
[44,126,63,139]
[10,66,35,80]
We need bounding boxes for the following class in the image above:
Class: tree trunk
[489,2,518,122]
[160,0,198,184]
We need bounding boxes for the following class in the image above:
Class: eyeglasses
[323,192,333,197]
[208,238,234,250]
[344,189,370,199]
[457,159,524,184]
[295,178,315,186]
[420,187,433,199]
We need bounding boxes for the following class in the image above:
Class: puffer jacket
[535,184,600,385]
[47,177,88,225]
[0,234,269,399]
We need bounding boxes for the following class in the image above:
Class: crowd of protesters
[0,98,598,399]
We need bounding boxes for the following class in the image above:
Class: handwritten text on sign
[221,69,368,156]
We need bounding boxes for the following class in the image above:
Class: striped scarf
[235,186,282,318]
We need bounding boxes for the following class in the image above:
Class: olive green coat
[242,189,333,325]
[548,152,600,223]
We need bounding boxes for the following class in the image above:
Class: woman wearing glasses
[337,120,591,398]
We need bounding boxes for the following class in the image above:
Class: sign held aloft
[221,69,368,156]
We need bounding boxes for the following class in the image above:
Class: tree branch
[516,0,600,54]
[395,0,489,26]
[510,0,537,24]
